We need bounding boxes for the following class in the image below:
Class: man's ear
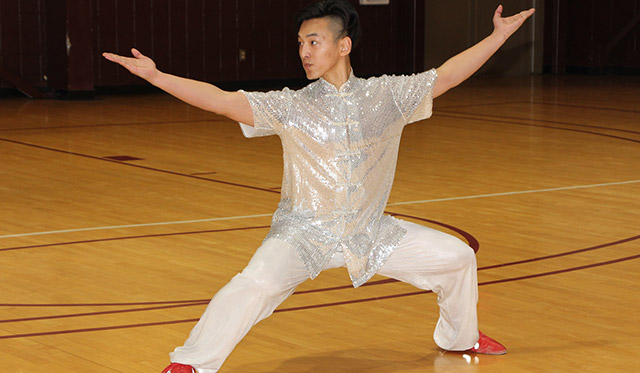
[339,36,352,56]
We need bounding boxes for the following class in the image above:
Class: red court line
[2,108,637,338]
[480,234,640,270]
[0,302,208,324]
[0,225,271,253]
[0,318,201,340]
[1,254,637,340]
[478,254,640,285]
[437,100,640,115]
[291,234,640,294]
[0,137,280,194]
[435,110,640,135]
[0,300,207,308]
[434,114,640,144]
[532,101,640,115]
[3,232,634,309]
[2,227,635,307]
[387,212,480,252]
[436,100,530,110]
[0,119,225,132]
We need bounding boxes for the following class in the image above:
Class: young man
[103,1,535,372]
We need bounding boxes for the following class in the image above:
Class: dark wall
[544,0,640,73]
[94,0,307,86]
[4,0,639,95]
[424,0,543,76]
[96,0,423,86]
[0,0,424,94]
[0,0,47,90]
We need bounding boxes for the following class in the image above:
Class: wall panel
[218,0,238,81]
[202,0,221,83]
[545,0,640,73]
[186,0,205,81]
[18,3,43,83]
[94,0,121,85]
[425,0,543,76]
[236,0,253,80]
[0,0,47,90]
[2,0,425,93]
[0,0,20,75]
[283,0,305,76]
[169,0,188,78]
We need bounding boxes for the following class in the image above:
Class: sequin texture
[239,69,437,287]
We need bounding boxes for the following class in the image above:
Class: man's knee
[234,239,306,296]
[236,265,292,298]
[457,243,476,267]
[434,234,476,272]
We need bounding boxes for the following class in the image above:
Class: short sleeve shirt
[239,69,437,287]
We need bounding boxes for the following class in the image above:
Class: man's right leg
[168,238,312,373]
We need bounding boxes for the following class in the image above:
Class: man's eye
[311,40,318,45]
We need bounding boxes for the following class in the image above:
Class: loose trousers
[170,219,479,373]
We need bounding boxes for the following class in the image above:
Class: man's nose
[300,44,310,59]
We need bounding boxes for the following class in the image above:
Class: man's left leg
[376,219,495,352]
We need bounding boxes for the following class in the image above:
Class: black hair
[295,0,361,48]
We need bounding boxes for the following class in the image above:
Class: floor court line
[386,179,640,206]
[0,214,273,240]
[2,254,638,340]
[1,179,638,240]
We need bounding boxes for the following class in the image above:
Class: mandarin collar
[319,69,356,93]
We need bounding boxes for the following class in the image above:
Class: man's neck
[321,58,352,90]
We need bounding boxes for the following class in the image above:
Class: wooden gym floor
[0,73,638,372]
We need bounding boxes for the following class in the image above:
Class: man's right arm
[102,48,253,126]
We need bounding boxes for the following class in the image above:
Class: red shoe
[161,363,196,373]
[467,331,507,355]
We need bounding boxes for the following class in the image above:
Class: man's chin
[305,70,320,80]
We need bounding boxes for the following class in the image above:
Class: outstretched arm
[102,48,253,126]
[433,5,535,98]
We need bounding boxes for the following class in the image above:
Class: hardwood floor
[1,73,638,372]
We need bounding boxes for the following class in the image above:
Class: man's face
[298,17,345,80]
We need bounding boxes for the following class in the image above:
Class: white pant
[170,219,479,373]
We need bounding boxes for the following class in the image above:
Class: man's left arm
[433,5,535,99]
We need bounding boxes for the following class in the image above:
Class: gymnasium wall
[424,0,544,76]
[544,0,640,74]
[1,0,639,94]
[0,0,48,90]
[0,0,423,93]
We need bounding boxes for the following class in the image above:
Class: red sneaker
[467,331,507,355]
[161,363,196,373]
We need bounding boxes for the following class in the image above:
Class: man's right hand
[101,48,253,126]
[102,48,159,83]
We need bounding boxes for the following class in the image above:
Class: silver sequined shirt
[239,69,437,287]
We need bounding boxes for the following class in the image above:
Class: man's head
[295,0,361,80]
[295,0,361,48]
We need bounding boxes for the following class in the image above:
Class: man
[103,1,535,372]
